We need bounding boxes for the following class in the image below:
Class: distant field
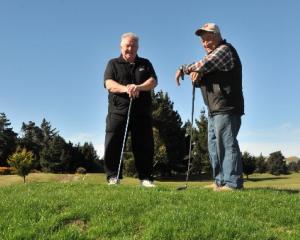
[0,173,299,240]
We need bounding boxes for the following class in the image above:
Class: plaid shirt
[181,42,234,75]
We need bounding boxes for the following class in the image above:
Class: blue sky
[1,0,300,158]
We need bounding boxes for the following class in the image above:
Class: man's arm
[127,77,157,98]
[136,77,157,91]
[176,45,234,85]
[105,77,157,98]
[188,45,234,75]
[105,79,127,93]
[175,63,197,86]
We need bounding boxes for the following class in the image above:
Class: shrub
[8,148,34,183]
[0,166,14,175]
[76,167,87,174]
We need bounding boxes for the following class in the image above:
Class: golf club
[177,84,195,190]
[116,98,133,182]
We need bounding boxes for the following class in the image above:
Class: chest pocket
[135,66,150,84]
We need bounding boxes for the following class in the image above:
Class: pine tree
[152,91,186,173]
[153,127,168,176]
[191,110,210,175]
[266,151,288,175]
[0,113,17,166]
[79,142,101,172]
[255,153,267,173]
[19,121,44,168]
[40,135,68,173]
[242,151,256,179]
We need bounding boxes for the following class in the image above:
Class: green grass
[0,173,300,240]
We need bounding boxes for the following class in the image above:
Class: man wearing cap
[175,23,244,191]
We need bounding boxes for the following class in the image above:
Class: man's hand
[175,69,183,86]
[127,84,140,99]
[189,72,201,83]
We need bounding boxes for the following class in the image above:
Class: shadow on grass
[245,177,288,182]
[155,173,213,182]
[246,187,300,194]
[156,175,290,183]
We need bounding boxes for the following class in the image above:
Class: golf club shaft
[116,98,133,181]
[185,84,196,185]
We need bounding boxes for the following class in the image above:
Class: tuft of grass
[0,176,300,240]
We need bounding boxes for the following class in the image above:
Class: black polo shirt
[104,55,157,116]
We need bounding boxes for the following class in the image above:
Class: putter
[116,98,133,182]
[177,84,196,190]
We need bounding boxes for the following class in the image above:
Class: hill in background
[285,156,300,164]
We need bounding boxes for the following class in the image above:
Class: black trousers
[104,112,154,180]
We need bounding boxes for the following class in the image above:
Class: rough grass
[0,173,299,240]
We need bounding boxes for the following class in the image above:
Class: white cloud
[94,143,104,158]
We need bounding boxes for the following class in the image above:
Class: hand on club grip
[189,72,201,83]
[127,84,140,99]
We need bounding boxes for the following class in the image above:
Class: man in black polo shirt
[103,32,157,187]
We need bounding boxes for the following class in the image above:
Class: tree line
[0,113,102,174]
[1,90,299,179]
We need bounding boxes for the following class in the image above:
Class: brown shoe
[204,183,219,190]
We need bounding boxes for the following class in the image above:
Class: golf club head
[177,185,187,191]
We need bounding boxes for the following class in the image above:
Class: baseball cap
[195,23,220,36]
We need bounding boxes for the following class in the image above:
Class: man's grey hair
[121,32,139,46]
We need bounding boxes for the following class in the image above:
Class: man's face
[200,32,219,53]
[120,37,138,63]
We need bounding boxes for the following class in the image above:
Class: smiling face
[200,32,221,53]
[120,36,139,63]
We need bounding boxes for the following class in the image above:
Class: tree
[255,153,267,173]
[190,110,210,175]
[153,127,168,176]
[266,151,288,175]
[120,133,136,177]
[40,118,58,144]
[287,161,300,173]
[40,135,68,173]
[0,113,17,166]
[8,148,34,183]
[20,119,66,172]
[242,151,256,179]
[79,142,102,172]
[19,121,44,169]
[152,91,186,173]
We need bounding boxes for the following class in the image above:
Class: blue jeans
[208,114,243,189]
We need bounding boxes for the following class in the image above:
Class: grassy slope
[0,173,300,240]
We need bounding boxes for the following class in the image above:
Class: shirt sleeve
[146,60,158,81]
[182,44,234,75]
[103,59,115,88]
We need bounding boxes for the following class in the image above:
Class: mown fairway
[0,173,299,240]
